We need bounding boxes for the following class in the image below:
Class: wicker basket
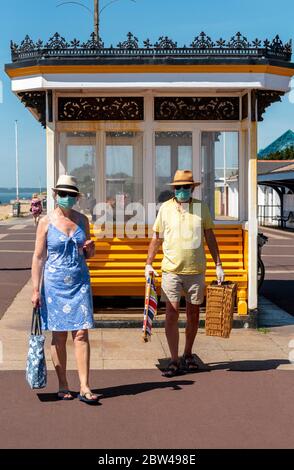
[205,281,237,338]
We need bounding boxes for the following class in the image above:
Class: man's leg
[165,301,180,363]
[184,302,200,357]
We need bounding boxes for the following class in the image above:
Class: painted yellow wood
[88,224,248,314]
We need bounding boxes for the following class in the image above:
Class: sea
[0,188,46,204]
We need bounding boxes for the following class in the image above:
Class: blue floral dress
[40,214,94,331]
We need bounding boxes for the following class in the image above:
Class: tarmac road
[0,369,293,449]
[0,218,35,319]
[259,226,294,316]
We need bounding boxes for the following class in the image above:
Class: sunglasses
[175,185,192,190]
[57,190,77,198]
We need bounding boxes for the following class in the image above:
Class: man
[145,170,225,377]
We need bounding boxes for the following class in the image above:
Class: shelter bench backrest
[88,224,248,315]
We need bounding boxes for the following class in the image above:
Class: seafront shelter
[5,31,294,315]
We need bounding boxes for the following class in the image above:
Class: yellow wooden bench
[88,224,248,315]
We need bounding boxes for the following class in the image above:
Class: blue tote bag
[26,306,47,389]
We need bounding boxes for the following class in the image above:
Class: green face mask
[175,187,192,202]
[57,195,77,209]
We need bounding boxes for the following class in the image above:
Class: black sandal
[162,360,184,378]
[57,390,74,401]
[182,354,199,372]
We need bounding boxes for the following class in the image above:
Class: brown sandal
[162,360,184,378]
[182,354,199,372]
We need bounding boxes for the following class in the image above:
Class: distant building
[258,159,294,227]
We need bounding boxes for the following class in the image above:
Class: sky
[0,0,294,187]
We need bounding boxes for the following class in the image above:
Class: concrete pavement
[0,277,293,372]
[0,219,294,449]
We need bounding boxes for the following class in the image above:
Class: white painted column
[144,92,155,224]
[46,122,57,213]
[247,116,258,310]
[193,128,201,200]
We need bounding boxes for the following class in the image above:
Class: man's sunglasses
[57,190,77,198]
[175,185,192,190]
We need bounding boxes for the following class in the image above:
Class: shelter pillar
[46,122,57,213]
[248,117,258,311]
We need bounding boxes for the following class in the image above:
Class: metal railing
[258,204,280,226]
[10,32,292,63]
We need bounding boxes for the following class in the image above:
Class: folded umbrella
[142,273,158,342]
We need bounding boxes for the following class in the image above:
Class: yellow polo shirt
[153,198,214,274]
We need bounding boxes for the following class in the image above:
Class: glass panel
[155,132,192,203]
[201,131,239,220]
[106,132,143,221]
[59,132,96,221]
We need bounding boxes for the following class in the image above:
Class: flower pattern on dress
[63,304,71,314]
[81,304,88,314]
[64,275,73,285]
[48,266,56,273]
[47,297,52,304]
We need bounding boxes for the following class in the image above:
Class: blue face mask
[175,187,192,202]
[57,195,77,209]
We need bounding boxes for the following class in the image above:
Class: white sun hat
[52,175,80,195]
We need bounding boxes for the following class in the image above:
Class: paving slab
[0,278,293,372]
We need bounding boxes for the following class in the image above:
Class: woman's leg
[51,331,70,392]
[72,329,98,400]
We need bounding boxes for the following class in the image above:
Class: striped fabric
[142,275,158,342]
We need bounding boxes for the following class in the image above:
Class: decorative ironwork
[154,97,240,121]
[10,32,292,62]
[154,36,177,49]
[227,32,250,49]
[58,97,144,121]
[242,94,248,120]
[252,90,285,121]
[117,32,139,49]
[155,131,192,139]
[45,32,68,50]
[190,32,214,49]
[17,91,46,127]
[81,32,104,49]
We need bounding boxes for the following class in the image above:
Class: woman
[30,193,43,226]
[31,175,98,403]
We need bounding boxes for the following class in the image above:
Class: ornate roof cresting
[10,32,292,62]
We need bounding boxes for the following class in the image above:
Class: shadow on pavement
[37,379,195,403]
[260,280,294,317]
[158,355,289,373]
[205,359,290,371]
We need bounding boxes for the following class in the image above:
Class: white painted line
[0,250,33,253]
[0,234,7,240]
[263,245,294,248]
[0,240,35,243]
[261,228,294,239]
[264,233,291,240]
[262,254,294,257]
[8,225,28,230]
[266,270,294,274]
